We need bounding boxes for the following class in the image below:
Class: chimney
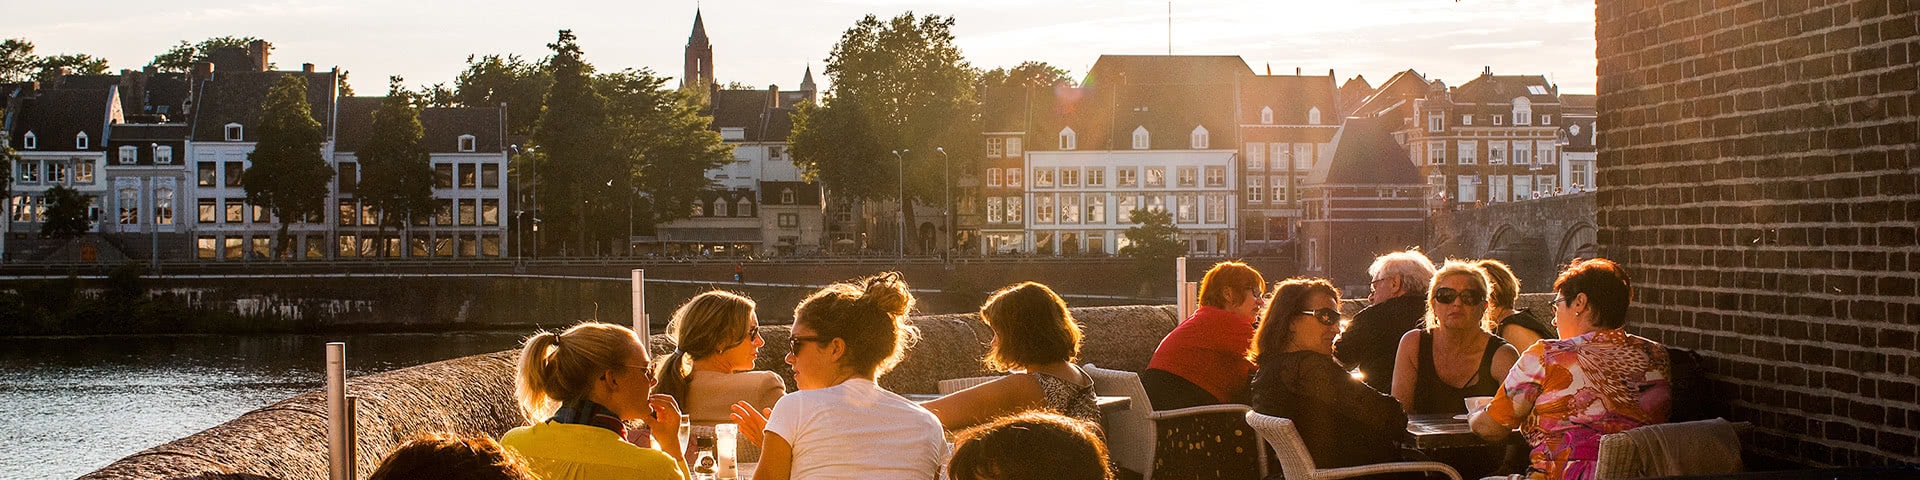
[1295,67,1301,75]
[1482,66,1492,76]
[768,84,780,109]
[302,63,314,73]
[247,40,272,72]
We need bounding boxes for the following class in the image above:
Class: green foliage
[0,38,35,82]
[530,30,615,255]
[146,36,264,72]
[599,68,730,228]
[1120,209,1188,286]
[357,76,436,255]
[39,185,93,239]
[245,74,335,258]
[0,144,15,198]
[33,53,109,80]
[337,70,355,97]
[791,12,982,254]
[453,54,551,136]
[978,61,1076,93]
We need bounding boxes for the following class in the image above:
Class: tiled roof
[189,70,338,142]
[1561,94,1596,114]
[335,97,504,154]
[8,88,115,152]
[1451,74,1558,104]
[1353,69,1429,118]
[1084,55,1253,87]
[711,89,792,142]
[1028,81,1236,151]
[1338,75,1375,115]
[1239,74,1337,125]
[332,96,383,153]
[759,180,822,206]
[1309,117,1421,185]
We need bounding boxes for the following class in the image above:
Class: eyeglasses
[622,363,657,383]
[789,335,829,351]
[1432,287,1487,306]
[1553,293,1575,307]
[1299,307,1341,326]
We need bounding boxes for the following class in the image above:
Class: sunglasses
[1432,287,1487,306]
[789,335,830,351]
[1299,307,1341,326]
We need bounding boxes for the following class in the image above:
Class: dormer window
[224,123,244,141]
[457,134,477,152]
[21,131,36,150]
[1190,125,1209,149]
[1058,127,1076,150]
[1512,97,1533,125]
[720,127,746,141]
[155,146,174,164]
[781,188,795,204]
[1260,107,1274,125]
[1307,107,1322,125]
[75,132,89,150]
[119,146,139,164]
[1131,126,1149,150]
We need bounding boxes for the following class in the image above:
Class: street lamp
[510,144,538,260]
[891,149,907,259]
[934,146,950,263]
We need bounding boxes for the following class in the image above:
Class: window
[482,199,500,226]
[769,146,785,161]
[198,236,217,259]
[1512,97,1532,125]
[17,161,37,184]
[986,138,1004,158]
[48,162,68,185]
[1430,174,1446,199]
[1461,114,1473,126]
[1033,195,1053,223]
[1086,168,1105,187]
[1190,125,1209,149]
[1145,167,1166,188]
[226,199,245,223]
[436,200,453,225]
[778,213,799,228]
[1307,107,1322,125]
[1087,195,1105,223]
[1204,166,1225,187]
[1148,195,1166,214]
[1131,126,1150,150]
[1493,114,1505,126]
[1176,194,1196,223]
[1034,168,1054,188]
[225,123,243,141]
[1527,85,1549,95]
[986,197,1003,223]
[459,200,477,226]
[1248,182,1264,203]
[1457,140,1478,165]
[75,132,89,150]
[714,199,731,217]
[1570,162,1590,189]
[1260,107,1273,124]
[119,146,139,164]
[198,162,217,186]
[1538,175,1558,195]
[737,199,754,217]
[21,132,35,149]
[691,200,706,217]
[1427,114,1443,132]
[1119,196,1138,218]
[1488,142,1507,164]
[1272,176,1289,203]
[338,163,359,193]
[1513,141,1533,165]
[1272,143,1291,172]
[154,188,175,225]
[1537,141,1556,164]
[482,164,501,188]
[1006,138,1022,157]
[224,162,244,187]
[1058,127,1076,150]
[199,199,216,223]
[1005,168,1022,188]
[781,188,796,204]
[1117,168,1137,187]
[457,134,477,152]
[1540,114,1552,125]
[1060,168,1079,187]
[459,164,477,188]
[1457,175,1479,203]
[1206,193,1226,223]
[720,127,745,140]
[1513,175,1534,200]
[1060,195,1080,223]
[985,168,1003,187]
[118,188,140,225]
[155,146,173,164]
[434,164,453,188]
[1489,175,1509,203]
[1429,142,1446,165]
[1293,144,1313,170]
[1005,197,1022,223]
[1246,142,1266,171]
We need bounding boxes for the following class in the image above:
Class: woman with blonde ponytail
[652,290,784,426]
[729,272,947,480]
[500,322,688,480]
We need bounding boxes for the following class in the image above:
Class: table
[902,393,1132,416]
[1406,413,1492,449]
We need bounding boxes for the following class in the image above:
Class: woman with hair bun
[730,272,947,480]
[500,322,687,480]
[652,290,784,427]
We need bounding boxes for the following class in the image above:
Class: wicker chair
[1245,411,1460,480]
[937,375,1005,395]
[1084,363,1266,480]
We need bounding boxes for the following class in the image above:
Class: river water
[0,332,530,479]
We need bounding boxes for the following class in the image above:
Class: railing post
[1175,256,1189,320]
[326,342,347,480]
[632,269,647,339]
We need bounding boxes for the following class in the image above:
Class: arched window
[715,198,731,217]
[457,134,477,152]
[1308,107,1322,125]
[1131,126,1149,150]
[1260,106,1274,124]
[75,132,89,150]
[1190,125,1209,149]
[1058,127,1076,150]
[224,123,244,141]
[1512,97,1532,126]
[781,188,796,204]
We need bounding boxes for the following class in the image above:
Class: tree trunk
[275,222,291,260]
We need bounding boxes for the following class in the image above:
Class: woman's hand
[730,401,773,447]
[644,394,686,461]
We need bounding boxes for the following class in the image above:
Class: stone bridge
[1426,192,1596,290]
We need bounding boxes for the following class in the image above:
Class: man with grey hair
[1335,248,1437,392]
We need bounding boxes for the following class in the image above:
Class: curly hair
[794,271,919,378]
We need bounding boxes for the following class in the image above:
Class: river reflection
[0,331,529,479]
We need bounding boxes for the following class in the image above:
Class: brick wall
[1595,0,1919,467]
[1427,192,1596,290]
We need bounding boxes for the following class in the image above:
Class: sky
[3,0,1598,96]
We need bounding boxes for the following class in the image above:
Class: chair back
[937,375,1003,395]
[1595,418,1743,479]
[1245,411,1317,480]
[1082,363,1154,478]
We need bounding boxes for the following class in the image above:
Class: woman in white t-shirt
[731,272,947,480]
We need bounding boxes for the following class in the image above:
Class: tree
[599,68,731,231]
[790,12,981,254]
[977,61,1076,93]
[244,74,334,259]
[356,76,436,257]
[34,53,108,80]
[146,36,264,72]
[1,38,36,82]
[529,30,613,256]
[453,54,551,136]
[39,185,92,239]
[1120,209,1188,293]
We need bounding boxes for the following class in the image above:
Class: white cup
[1464,396,1495,413]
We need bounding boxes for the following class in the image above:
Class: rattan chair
[1245,411,1460,480]
[937,375,1004,395]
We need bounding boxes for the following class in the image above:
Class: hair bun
[859,272,914,317]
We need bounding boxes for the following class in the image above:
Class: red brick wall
[1595,0,1919,467]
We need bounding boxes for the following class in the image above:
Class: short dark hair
[981,282,1082,371]
[1198,261,1266,309]
[1553,258,1633,329]
[367,432,532,480]
[949,412,1113,480]
[1251,278,1341,363]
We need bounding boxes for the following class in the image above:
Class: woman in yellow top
[501,322,689,480]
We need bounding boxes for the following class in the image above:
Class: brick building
[1596,1,1919,467]
[1297,117,1429,292]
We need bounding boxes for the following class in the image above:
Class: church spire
[683,9,714,89]
[690,9,709,46]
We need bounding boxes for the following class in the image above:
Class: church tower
[798,65,817,103]
[683,9,714,89]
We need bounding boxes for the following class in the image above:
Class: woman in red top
[1142,261,1267,409]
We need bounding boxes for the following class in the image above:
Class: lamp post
[510,144,539,260]
[891,149,907,259]
[934,147,950,263]
[150,143,160,270]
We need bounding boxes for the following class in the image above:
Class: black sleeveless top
[1411,330,1507,415]
[1496,308,1558,342]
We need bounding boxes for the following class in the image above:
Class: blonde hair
[654,291,758,409]
[1423,260,1493,331]
[794,272,919,378]
[514,322,644,421]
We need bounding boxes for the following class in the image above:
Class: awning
[656,227,762,243]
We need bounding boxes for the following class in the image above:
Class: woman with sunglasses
[1250,278,1408,471]
[729,272,947,480]
[1390,260,1519,415]
[501,322,687,480]
[653,291,784,427]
